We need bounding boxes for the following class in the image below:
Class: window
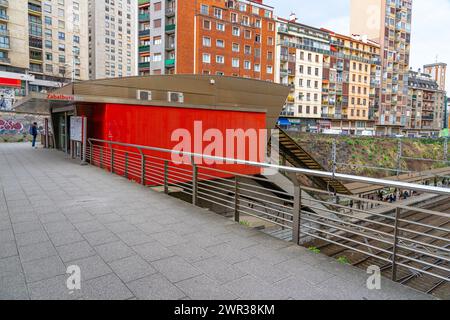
[216,23,225,31]
[153,19,161,28]
[152,53,162,62]
[232,26,240,36]
[232,43,239,52]
[266,66,273,74]
[203,20,211,30]
[153,36,162,45]
[200,4,209,15]
[214,8,223,19]
[154,2,162,11]
[216,55,224,64]
[232,58,239,68]
[216,39,225,48]
[254,64,260,72]
[244,61,251,70]
[202,53,211,63]
[203,37,211,47]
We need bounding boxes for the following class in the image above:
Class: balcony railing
[138,62,150,69]
[139,45,150,53]
[0,0,9,8]
[0,56,10,64]
[165,24,176,33]
[165,58,175,67]
[138,13,149,22]
[139,29,150,37]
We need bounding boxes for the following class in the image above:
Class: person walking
[30,122,38,149]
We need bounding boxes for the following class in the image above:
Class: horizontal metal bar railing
[86,138,450,287]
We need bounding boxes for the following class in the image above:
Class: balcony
[139,45,150,53]
[138,62,150,69]
[0,13,8,22]
[28,3,42,15]
[165,24,176,33]
[0,0,8,8]
[138,0,150,5]
[0,42,10,50]
[0,29,9,36]
[0,56,10,64]
[139,29,150,37]
[165,42,175,51]
[139,13,149,22]
[166,8,176,17]
[165,59,175,67]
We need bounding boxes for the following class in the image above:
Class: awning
[277,118,291,126]
[13,92,75,115]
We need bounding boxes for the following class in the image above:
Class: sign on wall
[70,116,83,142]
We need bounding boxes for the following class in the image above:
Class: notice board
[70,116,83,142]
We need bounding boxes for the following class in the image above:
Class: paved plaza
[0,143,432,300]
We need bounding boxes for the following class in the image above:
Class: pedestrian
[29,122,38,149]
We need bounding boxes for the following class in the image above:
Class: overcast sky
[265,0,450,92]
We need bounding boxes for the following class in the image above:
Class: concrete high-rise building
[275,17,330,131]
[325,32,381,135]
[0,0,89,108]
[275,17,381,135]
[350,0,413,135]
[423,62,447,92]
[137,0,276,81]
[406,69,446,137]
[88,0,137,79]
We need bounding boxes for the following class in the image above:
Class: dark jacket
[30,125,38,136]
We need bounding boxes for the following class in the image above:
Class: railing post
[391,207,401,281]
[110,144,114,174]
[234,176,240,223]
[292,184,301,245]
[140,150,146,185]
[89,143,93,164]
[99,147,103,169]
[124,152,128,178]
[191,155,198,206]
[164,160,169,194]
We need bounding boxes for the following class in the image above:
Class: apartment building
[137,0,276,81]
[325,31,381,135]
[275,17,381,135]
[0,0,88,109]
[351,0,413,135]
[406,69,446,137]
[423,62,447,92]
[275,17,329,131]
[88,0,137,79]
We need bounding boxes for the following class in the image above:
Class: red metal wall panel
[78,103,267,184]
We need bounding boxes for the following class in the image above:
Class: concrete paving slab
[0,144,436,300]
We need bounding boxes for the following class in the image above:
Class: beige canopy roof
[14,75,290,129]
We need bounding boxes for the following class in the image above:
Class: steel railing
[86,138,450,286]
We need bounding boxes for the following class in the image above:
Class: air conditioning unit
[137,90,152,101]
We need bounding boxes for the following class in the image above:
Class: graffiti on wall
[0,89,16,111]
[0,112,48,135]
[0,119,24,133]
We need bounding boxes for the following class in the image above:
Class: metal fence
[86,138,450,288]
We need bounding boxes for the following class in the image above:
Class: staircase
[272,126,352,195]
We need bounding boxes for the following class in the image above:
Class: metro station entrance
[52,109,74,153]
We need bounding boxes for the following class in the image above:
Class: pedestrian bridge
[0,143,436,300]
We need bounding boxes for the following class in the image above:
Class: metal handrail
[87,138,450,196]
[86,138,450,289]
